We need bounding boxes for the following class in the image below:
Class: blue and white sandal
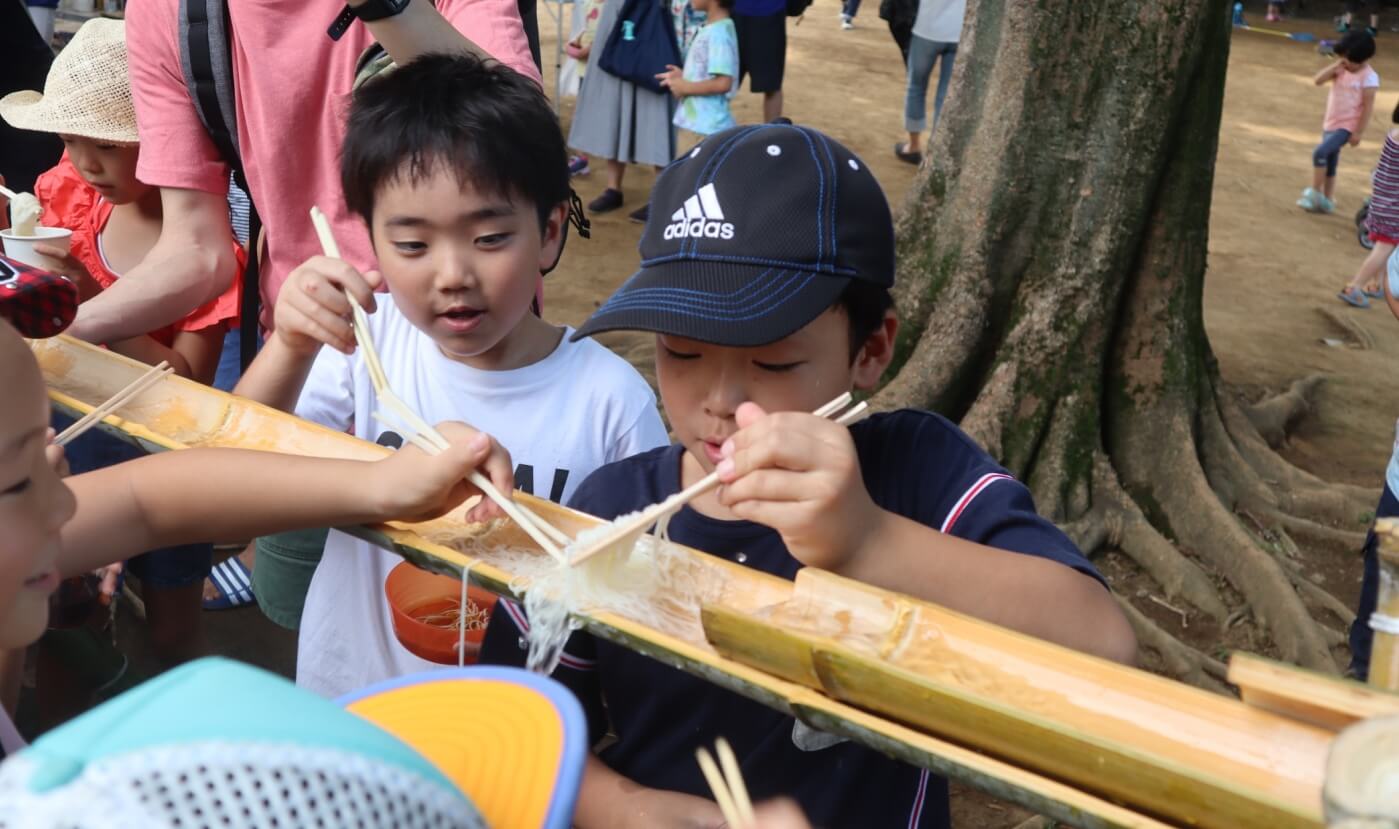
[203,556,254,610]
[1338,287,1371,308]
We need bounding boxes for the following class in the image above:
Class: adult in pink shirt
[69,0,539,343]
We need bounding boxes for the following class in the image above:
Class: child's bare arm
[656,66,732,99]
[107,328,225,384]
[1352,87,1379,145]
[574,755,725,829]
[717,404,1138,664]
[233,256,381,411]
[58,422,512,577]
[1314,60,1343,85]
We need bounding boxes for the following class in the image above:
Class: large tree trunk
[876,0,1371,673]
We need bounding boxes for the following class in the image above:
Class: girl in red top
[0,18,241,383]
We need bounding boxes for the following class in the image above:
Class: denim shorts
[54,414,213,589]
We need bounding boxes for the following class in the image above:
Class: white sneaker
[841,17,854,28]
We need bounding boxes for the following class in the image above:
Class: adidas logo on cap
[662,183,735,241]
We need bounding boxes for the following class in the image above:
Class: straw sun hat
[0,18,138,145]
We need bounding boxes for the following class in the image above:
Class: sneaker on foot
[894,142,922,165]
[568,154,590,177]
[1367,25,1379,36]
[1297,187,1319,212]
[588,188,624,213]
[1316,193,1336,214]
[841,17,854,29]
[628,204,650,224]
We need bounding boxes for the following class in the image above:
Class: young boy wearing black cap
[481,124,1137,828]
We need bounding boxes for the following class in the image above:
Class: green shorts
[252,528,328,630]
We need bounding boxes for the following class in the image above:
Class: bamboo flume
[32,333,1399,829]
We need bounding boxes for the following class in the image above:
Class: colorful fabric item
[35,156,242,343]
[0,255,77,338]
[672,0,707,56]
[1370,133,1399,237]
[1324,64,1380,132]
[673,18,738,135]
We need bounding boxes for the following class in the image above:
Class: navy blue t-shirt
[481,409,1104,828]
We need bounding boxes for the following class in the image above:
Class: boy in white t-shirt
[234,53,668,697]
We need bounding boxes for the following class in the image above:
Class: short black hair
[714,0,735,10]
[341,53,570,230]
[1335,31,1376,64]
[832,280,894,361]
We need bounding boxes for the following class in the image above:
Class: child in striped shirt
[1338,99,1399,308]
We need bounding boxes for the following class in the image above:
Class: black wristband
[328,0,411,41]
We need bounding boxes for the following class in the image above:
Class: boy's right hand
[273,256,382,356]
[368,421,515,524]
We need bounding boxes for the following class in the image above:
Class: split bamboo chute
[31,334,1399,829]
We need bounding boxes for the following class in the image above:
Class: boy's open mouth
[438,306,485,331]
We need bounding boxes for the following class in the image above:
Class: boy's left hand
[1349,133,1363,147]
[656,65,685,98]
[369,421,515,524]
[715,402,881,571]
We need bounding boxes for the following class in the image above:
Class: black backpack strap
[179,0,261,370]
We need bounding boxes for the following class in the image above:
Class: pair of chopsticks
[307,207,573,564]
[566,392,868,566]
[54,361,174,446]
[697,738,756,829]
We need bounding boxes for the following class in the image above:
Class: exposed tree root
[1087,455,1228,621]
[1118,598,1230,692]
[1263,509,1367,555]
[1245,374,1326,448]
[1265,529,1359,626]
[1220,394,1379,516]
[1203,401,1368,532]
[1315,306,1375,350]
[1116,411,1336,671]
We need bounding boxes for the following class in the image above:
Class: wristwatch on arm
[327,0,412,41]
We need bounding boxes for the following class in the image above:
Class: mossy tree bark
[876,0,1373,674]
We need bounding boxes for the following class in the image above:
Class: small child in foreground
[234,53,666,697]
[481,123,1136,828]
[1339,99,1399,308]
[1299,31,1379,215]
[0,308,513,757]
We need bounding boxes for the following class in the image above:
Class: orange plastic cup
[385,561,499,665]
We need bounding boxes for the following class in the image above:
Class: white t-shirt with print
[293,295,668,698]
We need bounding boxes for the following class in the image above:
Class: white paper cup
[0,226,74,270]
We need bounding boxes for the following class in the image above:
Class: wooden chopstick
[696,739,755,829]
[371,410,570,561]
[568,394,864,567]
[55,361,173,446]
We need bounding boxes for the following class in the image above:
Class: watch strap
[327,0,410,41]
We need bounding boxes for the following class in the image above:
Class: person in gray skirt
[570,0,677,218]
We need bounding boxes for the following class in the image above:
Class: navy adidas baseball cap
[572,124,894,347]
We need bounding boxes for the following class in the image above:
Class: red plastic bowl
[385,561,499,665]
